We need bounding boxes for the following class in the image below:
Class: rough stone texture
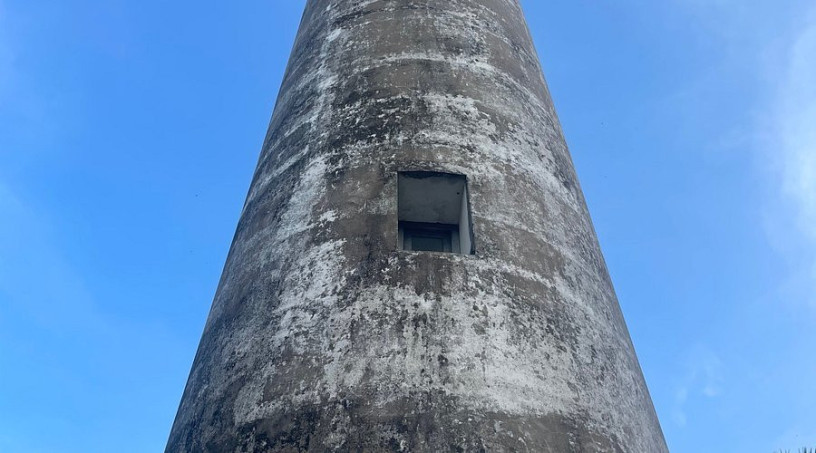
[166,1,668,451]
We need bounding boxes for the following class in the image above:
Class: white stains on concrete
[376,51,546,117]
[168,1,667,451]
[326,27,344,43]
[276,154,330,241]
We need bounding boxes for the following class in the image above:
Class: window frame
[396,171,475,256]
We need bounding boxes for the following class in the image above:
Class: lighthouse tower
[166,1,667,451]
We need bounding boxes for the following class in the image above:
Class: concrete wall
[166,0,668,451]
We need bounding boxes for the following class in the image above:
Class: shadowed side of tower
[166,1,668,451]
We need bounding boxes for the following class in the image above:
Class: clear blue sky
[1,1,814,451]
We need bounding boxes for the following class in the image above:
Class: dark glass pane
[412,235,446,252]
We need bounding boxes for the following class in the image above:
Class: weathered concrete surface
[166,0,668,451]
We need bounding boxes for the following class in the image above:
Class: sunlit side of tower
[166,1,668,451]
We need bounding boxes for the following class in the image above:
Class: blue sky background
[1,1,814,451]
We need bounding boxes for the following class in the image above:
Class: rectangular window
[397,171,474,255]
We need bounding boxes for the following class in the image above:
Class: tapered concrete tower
[166,1,667,451]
